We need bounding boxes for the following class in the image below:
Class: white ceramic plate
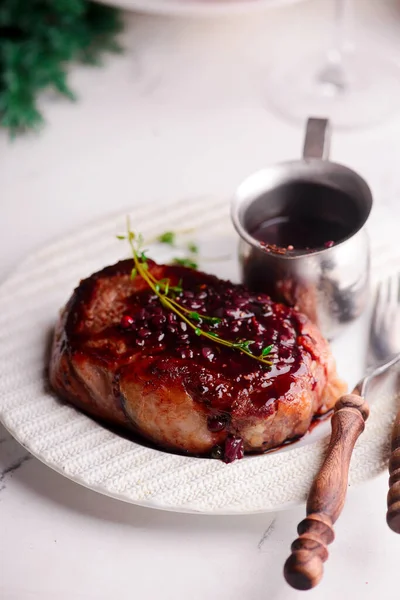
[0,196,398,514]
[97,0,306,18]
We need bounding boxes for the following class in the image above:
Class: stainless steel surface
[355,274,400,398]
[302,117,331,160]
[231,117,373,340]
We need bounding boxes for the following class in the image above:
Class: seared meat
[49,260,346,461]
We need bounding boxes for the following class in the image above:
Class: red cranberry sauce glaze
[66,260,314,424]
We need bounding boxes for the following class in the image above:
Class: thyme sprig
[117,219,273,366]
[134,260,220,324]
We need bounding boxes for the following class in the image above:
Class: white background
[1,0,400,598]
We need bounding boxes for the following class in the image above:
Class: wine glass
[266,0,400,129]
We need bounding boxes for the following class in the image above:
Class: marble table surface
[1,1,400,598]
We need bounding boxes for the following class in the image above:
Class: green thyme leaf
[130,267,137,280]
[189,311,201,322]
[187,242,199,254]
[116,234,126,240]
[195,328,202,336]
[157,231,176,246]
[200,315,222,324]
[172,258,198,269]
[261,344,273,357]
[235,340,254,352]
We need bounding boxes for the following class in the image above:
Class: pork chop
[49,259,346,461]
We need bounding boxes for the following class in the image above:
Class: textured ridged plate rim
[0,196,397,514]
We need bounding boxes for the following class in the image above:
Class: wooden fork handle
[386,410,400,533]
[284,394,370,590]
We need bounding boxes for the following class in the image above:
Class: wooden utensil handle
[284,394,369,591]
[386,410,400,533]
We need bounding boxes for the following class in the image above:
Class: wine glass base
[266,50,400,130]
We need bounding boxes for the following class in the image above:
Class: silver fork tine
[389,274,399,332]
[386,276,394,334]
[384,275,396,332]
[397,273,400,304]
[396,274,400,339]
[390,273,397,311]
[372,280,385,337]
[370,274,400,366]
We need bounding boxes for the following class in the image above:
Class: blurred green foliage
[0,0,122,135]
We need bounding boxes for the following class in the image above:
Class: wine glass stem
[333,0,353,56]
[317,0,355,94]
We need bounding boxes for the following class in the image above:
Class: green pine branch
[0,1,123,135]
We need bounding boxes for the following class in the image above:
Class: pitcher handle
[303,118,331,161]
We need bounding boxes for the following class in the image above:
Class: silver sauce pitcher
[231,118,372,341]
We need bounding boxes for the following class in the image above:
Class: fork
[284,274,400,590]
